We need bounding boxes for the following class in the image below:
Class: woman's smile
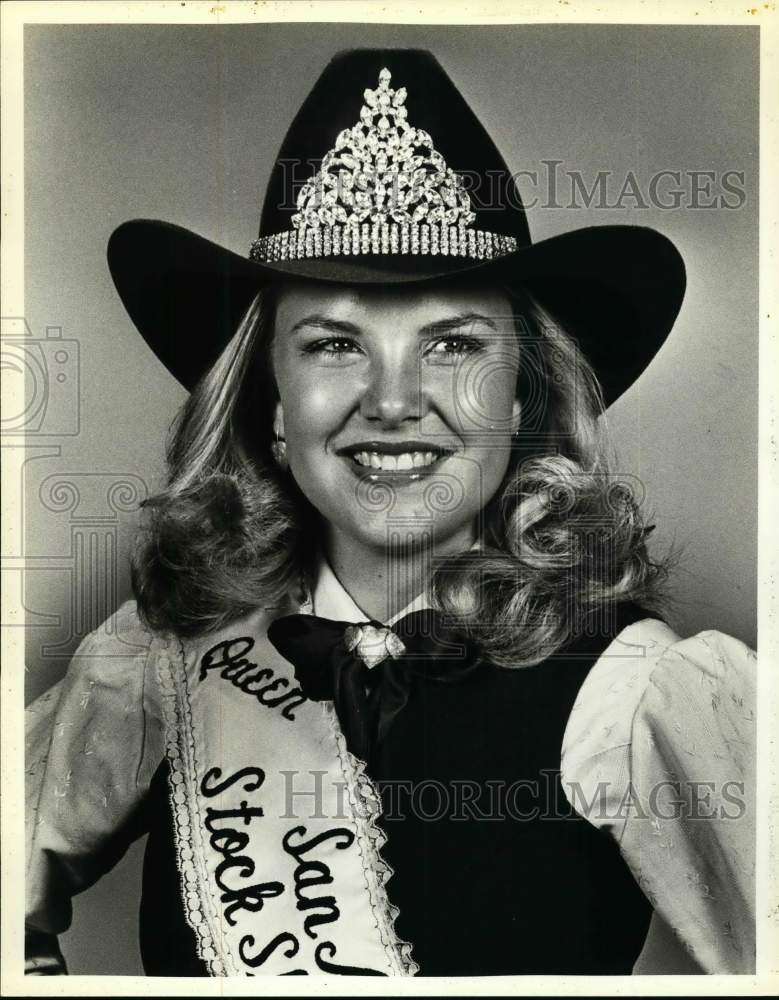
[338,439,456,481]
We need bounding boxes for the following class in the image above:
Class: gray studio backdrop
[20,22,757,975]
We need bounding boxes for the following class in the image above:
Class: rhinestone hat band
[249,67,519,264]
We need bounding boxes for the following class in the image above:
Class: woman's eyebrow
[420,312,498,335]
[287,311,498,337]
[288,315,361,336]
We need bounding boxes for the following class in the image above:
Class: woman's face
[271,281,521,553]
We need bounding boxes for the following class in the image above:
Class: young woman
[25,49,755,977]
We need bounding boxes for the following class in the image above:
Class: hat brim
[107,219,685,406]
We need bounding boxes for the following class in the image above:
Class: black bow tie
[268,609,480,763]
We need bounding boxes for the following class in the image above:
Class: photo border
[2,1,776,995]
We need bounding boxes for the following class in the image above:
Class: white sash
[154,606,417,976]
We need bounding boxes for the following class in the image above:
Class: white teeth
[349,450,447,470]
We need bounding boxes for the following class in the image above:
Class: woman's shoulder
[27,599,161,730]
[61,598,292,679]
[561,615,756,833]
[26,600,171,823]
[628,623,757,784]
[561,617,675,753]
[67,600,160,693]
[47,599,292,705]
[637,624,757,699]
[567,615,755,733]
[80,597,155,653]
[596,617,756,726]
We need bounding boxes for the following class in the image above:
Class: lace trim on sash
[155,631,234,976]
[323,702,419,976]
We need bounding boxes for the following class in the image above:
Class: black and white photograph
[3,0,776,990]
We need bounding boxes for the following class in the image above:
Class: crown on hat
[249,68,518,264]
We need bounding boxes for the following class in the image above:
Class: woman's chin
[300,469,481,553]
[325,507,475,556]
[338,517,437,552]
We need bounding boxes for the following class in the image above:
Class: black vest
[139,601,653,976]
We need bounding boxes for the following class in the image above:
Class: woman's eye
[304,337,362,359]
[427,335,485,360]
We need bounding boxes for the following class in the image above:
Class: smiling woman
[132,277,660,666]
[25,47,756,978]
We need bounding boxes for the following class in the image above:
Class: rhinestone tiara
[249,67,518,264]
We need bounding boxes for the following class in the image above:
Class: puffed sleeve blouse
[25,566,756,975]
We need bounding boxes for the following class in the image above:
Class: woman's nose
[359,355,423,426]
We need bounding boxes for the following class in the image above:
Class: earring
[271,434,288,470]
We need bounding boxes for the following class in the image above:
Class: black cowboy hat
[107,48,685,406]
